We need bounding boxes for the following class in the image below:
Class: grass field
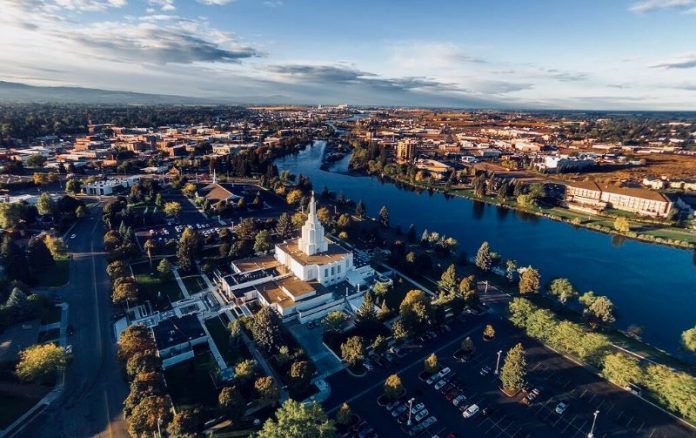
[182,275,207,295]
[164,347,220,411]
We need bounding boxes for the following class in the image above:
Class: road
[18,206,129,438]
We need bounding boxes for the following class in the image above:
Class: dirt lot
[556,153,696,183]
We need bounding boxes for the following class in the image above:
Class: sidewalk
[172,268,191,298]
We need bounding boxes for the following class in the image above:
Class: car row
[383,396,438,437]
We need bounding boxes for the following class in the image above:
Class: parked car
[414,409,429,423]
[410,402,425,414]
[452,394,467,406]
[555,402,569,415]
[462,404,480,419]
[392,404,408,417]
[445,388,459,401]
[434,379,447,391]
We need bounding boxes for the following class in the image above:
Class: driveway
[285,321,344,378]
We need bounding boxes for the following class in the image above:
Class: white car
[452,394,467,406]
[410,402,425,414]
[463,404,480,418]
[391,404,408,417]
[555,402,569,415]
[414,409,429,423]
[434,379,447,391]
[70,234,76,239]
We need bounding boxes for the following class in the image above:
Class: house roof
[198,183,235,203]
[232,255,280,273]
[152,314,206,350]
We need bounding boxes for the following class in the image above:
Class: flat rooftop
[277,238,350,267]
[152,314,206,350]
[233,255,280,273]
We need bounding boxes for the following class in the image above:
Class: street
[18,206,129,438]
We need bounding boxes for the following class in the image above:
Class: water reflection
[496,206,509,221]
[612,234,626,247]
[472,200,485,219]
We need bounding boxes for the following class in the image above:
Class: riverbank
[361,169,696,250]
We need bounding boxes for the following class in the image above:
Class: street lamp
[494,350,503,375]
[588,410,599,438]
[406,397,415,427]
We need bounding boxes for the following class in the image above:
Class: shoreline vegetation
[324,139,696,250]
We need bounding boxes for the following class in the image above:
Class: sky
[1,0,696,109]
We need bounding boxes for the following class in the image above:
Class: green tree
[355,200,366,219]
[548,278,577,303]
[26,237,54,270]
[107,260,129,279]
[26,154,47,168]
[44,235,67,258]
[126,351,161,378]
[15,343,67,383]
[518,266,540,295]
[475,241,492,271]
[182,182,198,197]
[164,201,183,217]
[255,376,280,406]
[113,278,138,305]
[500,343,527,394]
[167,409,201,438]
[508,297,536,328]
[289,360,313,390]
[257,400,335,438]
[378,205,389,227]
[336,403,353,426]
[235,359,259,386]
[588,296,616,324]
[602,352,643,387]
[682,326,696,352]
[143,239,156,267]
[614,216,630,233]
[65,179,82,194]
[127,395,172,438]
[286,189,303,205]
[275,213,294,239]
[321,311,347,333]
[399,289,432,330]
[354,293,378,333]
[36,192,55,215]
[384,374,404,400]
[525,309,557,343]
[218,386,246,424]
[177,227,201,272]
[252,307,283,353]
[439,263,458,293]
[371,334,388,353]
[424,353,438,374]
[341,336,365,368]
[505,259,517,282]
[391,320,411,341]
[461,336,474,353]
[118,324,155,361]
[483,324,496,339]
[157,258,173,279]
[254,230,274,253]
[372,281,390,298]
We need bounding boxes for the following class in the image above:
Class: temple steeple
[298,192,328,255]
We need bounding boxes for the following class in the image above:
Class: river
[276,140,696,360]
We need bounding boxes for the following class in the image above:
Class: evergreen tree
[500,343,527,393]
[475,241,492,271]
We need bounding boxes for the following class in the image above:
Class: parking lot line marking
[648,428,656,438]
[626,417,633,428]
[596,398,606,409]
[636,421,645,433]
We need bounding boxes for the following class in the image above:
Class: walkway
[197,314,228,372]
[172,268,191,298]
[286,320,344,378]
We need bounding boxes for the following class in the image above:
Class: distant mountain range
[0,80,238,105]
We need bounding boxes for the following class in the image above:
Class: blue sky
[2,0,696,109]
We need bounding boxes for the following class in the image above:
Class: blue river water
[276,141,696,360]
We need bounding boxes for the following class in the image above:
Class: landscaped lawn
[37,257,70,287]
[164,347,220,413]
[0,393,41,429]
[132,260,183,305]
[182,275,207,295]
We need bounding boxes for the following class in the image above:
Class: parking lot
[325,315,695,438]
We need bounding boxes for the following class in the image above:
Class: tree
[336,403,353,426]
[424,353,438,374]
[519,267,540,295]
[26,237,54,270]
[275,213,294,239]
[289,360,312,390]
[167,409,201,438]
[218,386,246,424]
[579,291,597,308]
[257,400,335,438]
[126,350,161,378]
[355,200,366,219]
[36,192,55,216]
[548,278,577,304]
[317,207,332,226]
[255,376,280,406]
[321,311,347,333]
[182,182,197,197]
[113,278,138,305]
[461,336,474,353]
[46,234,68,259]
[439,264,458,293]
[378,206,389,227]
[235,359,259,386]
[15,343,67,382]
[0,203,24,229]
[682,326,696,352]
[587,296,616,324]
[157,258,172,279]
[505,259,517,282]
[177,227,201,272]
[354,293,378,333]
[26,154,47,168]
[384,374,404,400]
[483,324,496,339]
[372,281,390,298]
[508,297,535,328]
[66,179,81,194]
[500,343,527,394]
[475,241,492,271]
[252,307,283,353]
[341,336,365,368]
[286,189,304,205]
[144,239,156,267]
[254,230,274,253]
[118,324,155,361]
[399,289,432,330]
[107,260,129,279]
[525,309,557,343]
[371,334,388,354]
[391,319,410,341]
[602,352,643,387]
[614,216,630,233]
[163,201,183,218]
[127,395,172,438]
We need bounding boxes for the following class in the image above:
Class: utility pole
[407,397,415,427]
[494,349,503,375]
[588,410,599,438]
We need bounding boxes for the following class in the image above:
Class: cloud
[148,0,175,11]
[650,53,696,69]
[197,0,236,5]
[629,0,694,13]
[545,69,588,82]
[41,0,127,12]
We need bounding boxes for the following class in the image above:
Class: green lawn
[37,257,70,287]
[134,272,183,307]
[0,393,40,429]
[164,347,220,411]
[205,317,235,364]
[383,276,422,310]
[182,275,207,295]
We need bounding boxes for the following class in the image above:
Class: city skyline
[2,0,696,109]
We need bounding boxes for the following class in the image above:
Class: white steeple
[298,192,328,255]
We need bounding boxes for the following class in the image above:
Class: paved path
[197,314,228,371]
[172,268,191,298]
